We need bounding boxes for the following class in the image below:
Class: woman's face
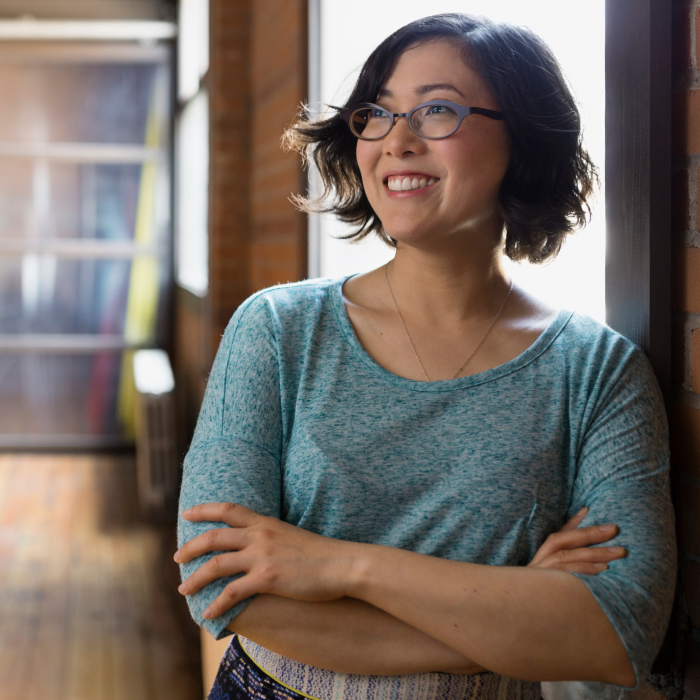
[356,39,510,250]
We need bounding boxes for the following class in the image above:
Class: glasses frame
[339,99,505,141]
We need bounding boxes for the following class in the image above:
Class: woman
[176,13,676,700]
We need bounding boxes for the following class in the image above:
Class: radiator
[133,349,178,516]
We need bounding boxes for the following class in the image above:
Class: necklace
[384,264,514,382]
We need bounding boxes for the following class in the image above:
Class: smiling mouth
[386,175,438,192]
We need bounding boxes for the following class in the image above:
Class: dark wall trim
[606,0,672,396]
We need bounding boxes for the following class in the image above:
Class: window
[175,0,209,297]
[308,0,606,322]
[0,26,173,447]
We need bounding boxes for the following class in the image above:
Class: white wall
[312,0,605,322]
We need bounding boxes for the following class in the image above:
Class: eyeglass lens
[349,103,460,140]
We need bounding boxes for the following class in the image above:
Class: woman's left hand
[175,503,355,618]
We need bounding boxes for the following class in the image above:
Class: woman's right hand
[527,507,627,575]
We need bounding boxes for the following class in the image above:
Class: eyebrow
[378,83,466,99]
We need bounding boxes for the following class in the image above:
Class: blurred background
[0,1,610,699]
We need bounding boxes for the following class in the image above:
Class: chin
[386,228,439,248]
[381,216,433,241]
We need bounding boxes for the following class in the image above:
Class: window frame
[605,0,672,396]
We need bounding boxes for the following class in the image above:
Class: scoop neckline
[330,274,574,392]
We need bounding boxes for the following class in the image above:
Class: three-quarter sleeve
[568,346,677,688]
[177,294,283,640]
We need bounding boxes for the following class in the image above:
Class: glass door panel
[0,62,158,144]
[0,162,144,243]
[0,258,132,334]
[0,352,124,442]
[0,43,172,446]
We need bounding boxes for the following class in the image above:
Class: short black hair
[285,13,598,264]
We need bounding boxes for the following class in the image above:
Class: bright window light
[178,0,209,102]
[134,349,175,395]
[314,1,605,322]
[176,89,209,296]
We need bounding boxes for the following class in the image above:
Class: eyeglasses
[339,99,504,141]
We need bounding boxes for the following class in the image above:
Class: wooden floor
[0,453,202,700]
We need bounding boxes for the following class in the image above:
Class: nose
[383,115,424,157]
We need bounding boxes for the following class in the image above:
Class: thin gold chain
[384,264,431,381]
[384,263,514,382]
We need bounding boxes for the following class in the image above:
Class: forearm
[346,545,635,686]
[227,594,484,676]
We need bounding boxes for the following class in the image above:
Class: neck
[387,239,510,325]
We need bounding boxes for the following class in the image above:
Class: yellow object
[118,76,164,440]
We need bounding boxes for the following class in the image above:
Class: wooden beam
[605,0,673,395]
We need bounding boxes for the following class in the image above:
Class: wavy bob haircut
[285,13,598,264]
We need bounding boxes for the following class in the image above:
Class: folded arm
[178,505,633,683]
[229,595,484,675]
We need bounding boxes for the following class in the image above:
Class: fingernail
[594,563,608,570]
[178,583,187,594]
[173,551,181,563]
[182,508,192,518]
[598,524,615,532]
[607,547,626,555]
[576,507,588,516]
[203,607,212,619]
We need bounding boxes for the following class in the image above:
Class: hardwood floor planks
[0,454,201,700]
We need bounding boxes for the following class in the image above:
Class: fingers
[529,523,620,566]
[561,562,611,575]
[178,550,250,596]
[533,544,627,574]
[559,506,589,533]
[175,526,246,564]
[202,573,265,619]
[182,502,263,527]
[549,545,626,568]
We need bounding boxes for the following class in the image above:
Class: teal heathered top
[178,277,677,687]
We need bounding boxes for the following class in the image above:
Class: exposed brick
[676,247,700,313]
[173,298,208,448]
[676,482,700,555]
[672,5,692,72]
[693,330,700,392]
[673,169,689,231]
[249,0,307,289]
[175,0,307,386]
[673,322,687,388]
[673,90,700,157]
[697,7,700,71]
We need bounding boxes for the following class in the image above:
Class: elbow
[598,641,636,688]
[604,661,636,688]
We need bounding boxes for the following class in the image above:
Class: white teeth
[387,176,437,191]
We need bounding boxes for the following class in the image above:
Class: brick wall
[173,0,307,442]
[207,0,252,348]
[207,0,307,345]
[672,2,700,698]
[250,0,308,292]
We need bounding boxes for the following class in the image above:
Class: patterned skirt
[207,635,542,700]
